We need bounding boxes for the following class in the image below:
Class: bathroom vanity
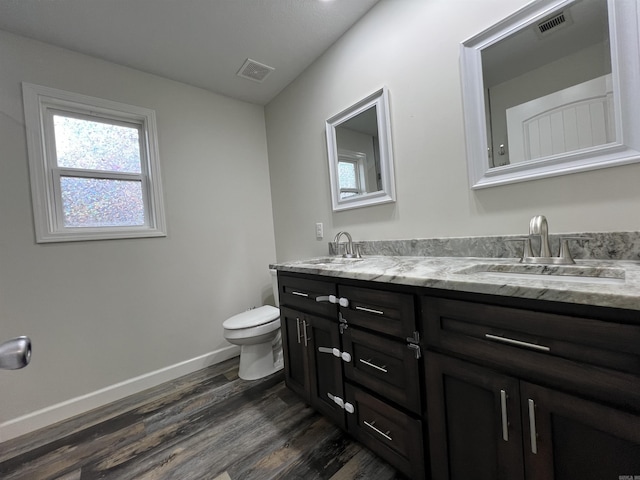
[272,255,640,480]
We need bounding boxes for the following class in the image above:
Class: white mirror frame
[326,87,396,211]
[461,0,640,189]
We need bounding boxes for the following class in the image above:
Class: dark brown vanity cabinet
[423,295,640,480]
[278,273,425,480]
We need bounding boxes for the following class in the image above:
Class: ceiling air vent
[236,58,274,83]
[536,11,572,37]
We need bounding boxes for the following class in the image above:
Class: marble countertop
[271,256,640,311]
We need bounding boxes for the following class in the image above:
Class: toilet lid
[223,305,280,329]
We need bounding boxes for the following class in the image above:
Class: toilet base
[238,342,283,380]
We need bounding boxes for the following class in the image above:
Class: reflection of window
[338,159,360,198]
[23,83,166,243]
[337,151,366,199]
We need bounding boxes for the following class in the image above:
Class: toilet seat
[223,305,280,330]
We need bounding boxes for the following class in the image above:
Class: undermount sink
[456,262,626,285]
[301,257,364,266]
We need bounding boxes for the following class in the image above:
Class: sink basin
[301,257,364,267]
[456,263,626,285]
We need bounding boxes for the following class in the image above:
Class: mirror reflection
[482,0,612,168]
[335,106,381,198]
[326,87,396,211]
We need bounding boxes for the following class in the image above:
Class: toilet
[223,269,283,380]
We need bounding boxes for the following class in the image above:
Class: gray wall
[265,0,640,262]
[0,30,276,440]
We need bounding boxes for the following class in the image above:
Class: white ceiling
[0,0,381,105]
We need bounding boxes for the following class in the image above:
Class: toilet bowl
[223,269,283,380]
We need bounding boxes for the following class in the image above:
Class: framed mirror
[326,87,396,211]
[461,0,640,189]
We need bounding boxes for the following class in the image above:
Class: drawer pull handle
[364,420,393,441]
[359,358,388,373]
[528,399,538,454]
[355,306,384,315]
[291,291,309,297]
[500,389,509,442]
[485,334,550,352]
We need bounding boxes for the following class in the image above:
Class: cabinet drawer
[339,285,416,339]
[278,274,337,318]
[345,383,425,480]
[423,296,640,411]
[343,327,421,414]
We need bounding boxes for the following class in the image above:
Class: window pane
[60,177,145,227]
[338,161,358,198]
[53,115,142,173]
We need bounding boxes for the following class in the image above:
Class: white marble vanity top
[271,256,640,311]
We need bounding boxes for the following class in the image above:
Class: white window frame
[22,83,167,243]
[338,151,366,198]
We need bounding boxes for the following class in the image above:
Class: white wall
[0,30,276,441]
[265,0,640,262]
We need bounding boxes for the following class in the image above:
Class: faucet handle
[558,236,592,263]
[506,237,533,260]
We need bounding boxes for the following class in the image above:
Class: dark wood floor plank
[329,448,401,480]
[227,415,345,479]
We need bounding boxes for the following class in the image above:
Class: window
[337,151,366,199]
[22,83,166,242]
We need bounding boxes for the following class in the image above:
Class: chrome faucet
[333,231,358,258]
[517,215,590,265]
[529,215,552,258]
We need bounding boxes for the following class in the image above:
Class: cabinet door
[520,381,640,480]
[426,352,525,480]
[306,314,346,429]
[280,307,310,401]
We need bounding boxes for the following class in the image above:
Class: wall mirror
[326,87,396,211]
[461,0,640,189]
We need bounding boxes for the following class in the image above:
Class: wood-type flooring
[0,358,405,480]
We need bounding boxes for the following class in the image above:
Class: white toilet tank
[269,269,279,307]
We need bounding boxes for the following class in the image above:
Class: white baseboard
[0,345,240,444]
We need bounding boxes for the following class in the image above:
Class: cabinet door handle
[528,399,538,454]
[500,389,509,442]
[485,334,550,352]
[291,291,309,297]
[302,320,309,347]
[355,305,384,315]
[296,318,301,344]
[359,358,388,373]
[364,420,393,441]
